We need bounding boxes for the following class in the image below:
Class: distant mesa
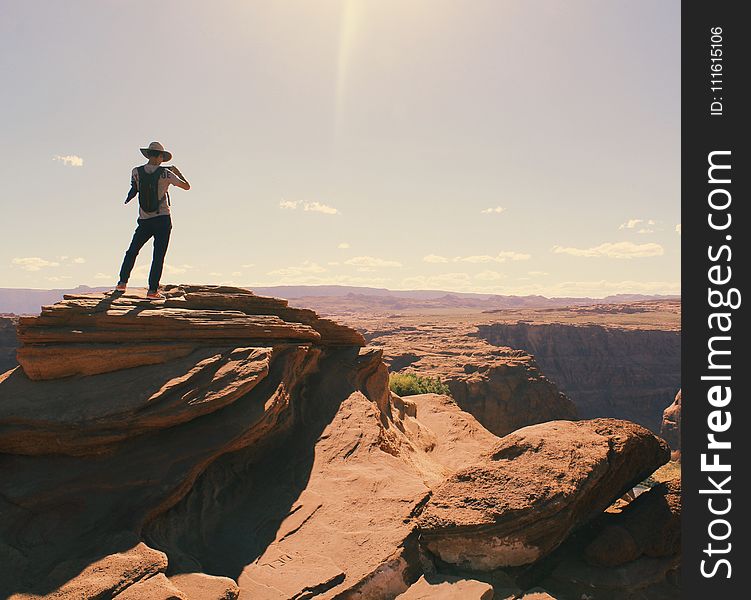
[0,283,681,317]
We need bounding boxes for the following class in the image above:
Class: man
[115,141,190,299]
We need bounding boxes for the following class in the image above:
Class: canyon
[0,286,680,599]
[341,300,680,437]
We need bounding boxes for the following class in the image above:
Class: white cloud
[261,273,391,286]
[12,257,60,271]
[620,218,657,231]
[53,154,84,167]
[131,263,192,278]
[552,242,664,258]
[94,273,112,280]
[304,201,339,215]
[337,242,350,249]
[279,199,340,214]
[423,254,449,263]
[46,276,72,282]
[231,271,242,277]
[241,263,255,268]
[527,270,549,277]
[474,270,505,281]
[344,256,402,268]
[497,251,531,261]
[209,272,223,277]
[454,251,531,263]
[267,261,327,277]
[480,206,505,214]
[619,219,643,230]
[165,264,192,275]
[72,257,86,264]
[675,224,681,235]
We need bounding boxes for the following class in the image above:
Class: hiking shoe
[146,290,165,300]
[115,282,127,292]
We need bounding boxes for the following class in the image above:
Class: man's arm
[167,166,191,190]
[124,170,138,204]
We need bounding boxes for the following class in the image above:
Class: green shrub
[389,372,450,396]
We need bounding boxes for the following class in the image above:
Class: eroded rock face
[418,419,670,571]
[476,323,680,432]
[0,287,504,599]
[15,284,364,380]
[350,316,577,437]
[0,315,18,374]
[585,478,681,567]
[660,389,681,456]
[0,287,678,599]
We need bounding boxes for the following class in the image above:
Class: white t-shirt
[131,164,185,219]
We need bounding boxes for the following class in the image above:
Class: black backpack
[137,166,164,214]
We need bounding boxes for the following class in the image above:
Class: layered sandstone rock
[475,323,681,432]
[661,389,681,457]
[418,419,670,571]
[0,315,18,374]
[0,287,677,599]
[15,284,363,380]
[0,287,499,599]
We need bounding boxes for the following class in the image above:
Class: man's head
[145,149,165,165]
[140,141,172,164]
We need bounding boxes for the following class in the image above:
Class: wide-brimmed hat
[140,141,173,162]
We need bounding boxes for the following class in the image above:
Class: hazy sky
[0,0,680,296]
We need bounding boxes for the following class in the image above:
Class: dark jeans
[119,215,172,291]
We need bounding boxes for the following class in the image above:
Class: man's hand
[168,166,191,190]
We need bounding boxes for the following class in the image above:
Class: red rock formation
[15,285,363,380]
[418,419,670,571]
[0,287,499,599]
[584,478,681,567]
[661,389,681,457]
[0,315,17,374]
[396,574,494,599]
[0,287,678,599]
[475,323,681,432]
[350,316,577,437]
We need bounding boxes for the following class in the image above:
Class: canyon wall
[355,319,577,437]
[475,323,681,432]
[0,315,18,374]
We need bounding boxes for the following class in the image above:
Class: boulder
[660,389,681,457]
[7,542,168,600]
[169,573,240,600]
[418,419,670,570]
[585,478,681,567]
[395,574,494,599]
[541,554,680,600]
[113,573,186,600]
